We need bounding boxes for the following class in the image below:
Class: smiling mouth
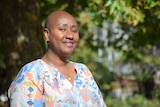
[63,42,74,47]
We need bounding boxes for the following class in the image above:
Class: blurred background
[0,0,160,107]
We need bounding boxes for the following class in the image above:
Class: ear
[44,28,49,42]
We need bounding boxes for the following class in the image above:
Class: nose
[66,29,73,40]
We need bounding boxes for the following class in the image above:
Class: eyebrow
[59,24,78,27]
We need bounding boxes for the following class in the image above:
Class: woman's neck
[42,50,68,68]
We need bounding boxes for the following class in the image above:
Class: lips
[63,41,74,47]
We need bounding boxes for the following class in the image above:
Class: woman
[8,10,107,107]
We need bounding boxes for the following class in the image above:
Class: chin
[62,50,73,57]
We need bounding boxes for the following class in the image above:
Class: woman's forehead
[46,11,77,28]
[54,17,77,26]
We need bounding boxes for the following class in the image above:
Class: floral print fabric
[8,59,106,107]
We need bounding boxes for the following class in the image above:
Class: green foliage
[0,0,159,106]
[40,0,57,18]
[39,0,160,101]
[106,95,160,107]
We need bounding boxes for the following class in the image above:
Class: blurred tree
[40,0,160,64]
[0,0,45,97]
[40,0,160,99]
[0,0,160,106]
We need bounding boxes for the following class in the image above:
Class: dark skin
[41,11,79,84]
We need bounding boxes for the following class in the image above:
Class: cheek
[50,30,63,40]
[75,35,79,43]
[51,35,63,43]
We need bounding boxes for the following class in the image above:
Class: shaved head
[43,10,79,58]
[45,10,77,29]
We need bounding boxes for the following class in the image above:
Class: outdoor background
[0,0,160,107]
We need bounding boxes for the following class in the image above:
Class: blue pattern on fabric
[8,59,106,107]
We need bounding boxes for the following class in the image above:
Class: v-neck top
[8,59,107,107]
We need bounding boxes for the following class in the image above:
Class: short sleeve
[8,63,44,107]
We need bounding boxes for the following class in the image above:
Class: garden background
[0,0,160,107]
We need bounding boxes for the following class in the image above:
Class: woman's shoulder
[71,61,86,67]
[11,59,44,84]
[21,59,43,71]
[16,59,45,78]
[71,61,89,72]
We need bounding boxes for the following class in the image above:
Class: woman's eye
[71,29,78,33]
[59,28,66,32]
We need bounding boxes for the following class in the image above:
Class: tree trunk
[0,1,45,105]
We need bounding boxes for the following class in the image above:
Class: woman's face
[44,13,79,57]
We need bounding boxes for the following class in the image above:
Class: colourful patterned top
[8,59,106,107]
